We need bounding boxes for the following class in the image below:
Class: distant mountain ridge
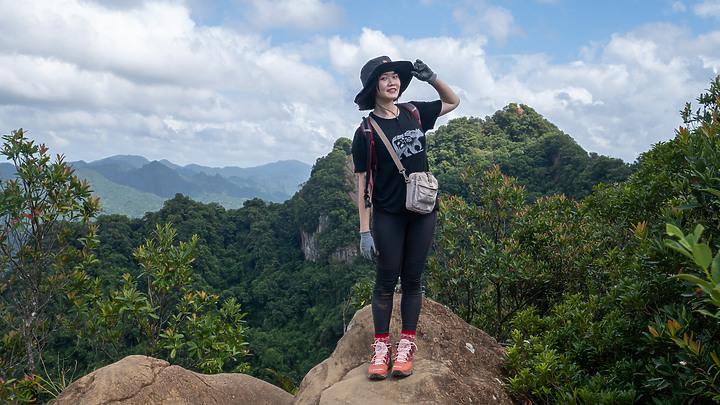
[0,104,631,220]
[0,155,312,218]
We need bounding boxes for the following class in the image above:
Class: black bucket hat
[354,56,413,110]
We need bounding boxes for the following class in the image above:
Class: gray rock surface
[55,295,513,405]
[292,294,513,405]
[53,355,293,405]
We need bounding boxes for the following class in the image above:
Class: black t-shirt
[352,100,442,215]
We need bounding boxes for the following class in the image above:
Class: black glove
[412,59,437,84]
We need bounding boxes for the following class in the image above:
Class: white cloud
[0,0,349,167]
[453,3,520,46]
[336,22,718,162]
[240,0,345,32]
[695,0,720,19]
[1,0,719,170]
[672,1,687,12]
[517,23,717,160]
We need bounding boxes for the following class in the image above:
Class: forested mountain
[0,155,312,217]
[428,103,635,201]
[1,102,647,401]
[74,166,167,219]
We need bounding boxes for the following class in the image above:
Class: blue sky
[1,0,719,168]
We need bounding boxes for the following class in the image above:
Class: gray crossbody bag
[367,117,438,214]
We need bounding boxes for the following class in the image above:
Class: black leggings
[371,209,437,335]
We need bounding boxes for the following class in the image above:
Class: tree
[427,165,532,339]
[77,223,250,374]
[503,77,720,404]
[0,129,100,383]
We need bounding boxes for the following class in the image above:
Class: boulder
[53,355,293,405]
[293,294,513,405]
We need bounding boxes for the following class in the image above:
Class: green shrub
[459,78,720,403]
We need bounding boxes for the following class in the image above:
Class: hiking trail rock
[292,294,513,405]
[53,355,292,405]
[55,295,512,404]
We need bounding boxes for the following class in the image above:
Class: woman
[351,55,459,379]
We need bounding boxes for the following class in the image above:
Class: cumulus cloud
[237,0,345,32]
[695,0,720,19]
[0,0,345,166]
[672,1,687,12]
[1,0,719,170]
[509,23,719,160]
[328,23,718,162]
[453,3,521,45]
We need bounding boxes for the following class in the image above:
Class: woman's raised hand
[412,59,437,84]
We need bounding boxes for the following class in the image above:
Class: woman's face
[375,71,401,103]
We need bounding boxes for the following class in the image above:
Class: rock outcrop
[53,355,293,405]
[55,295,512,405]
[292,294,513,405]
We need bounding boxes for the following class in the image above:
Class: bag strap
[398,102,421,127]
[367,116,410,184]
[360,118,376,208]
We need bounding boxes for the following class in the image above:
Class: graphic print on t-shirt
[392,128,424,159]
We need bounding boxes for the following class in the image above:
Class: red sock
[374,333,390,344]
[400,330,416,342]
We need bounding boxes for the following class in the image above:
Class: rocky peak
[293,294,513,404]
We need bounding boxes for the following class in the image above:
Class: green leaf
[665,240,693,259]
[665,223,685,239]
[700,187,720,198]
[712,252,720,283]
[676,203,701,210]
[692,243,713,270]
[697,309,720,319]
[711,351,720,367]
[691,224,706,243]
[674,273,713,290]
[709,287,720,304]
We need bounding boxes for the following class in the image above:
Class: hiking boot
[367,340,392,379]
[391,339,416,377]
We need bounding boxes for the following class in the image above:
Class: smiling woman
[350,55,459,381]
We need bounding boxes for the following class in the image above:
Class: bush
[504,77,720,403]
[432,78,720,403]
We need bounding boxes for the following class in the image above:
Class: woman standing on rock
[351,55,459,379]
